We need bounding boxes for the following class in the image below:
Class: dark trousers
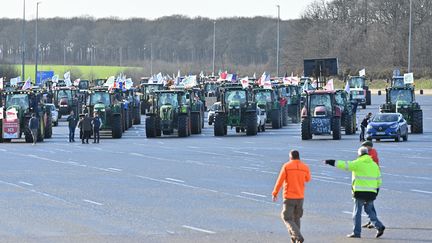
[360,125,366,141]
[281,199,304,242]
[82,130,91,143]
[69,127,75,142]
[93,129,100,143]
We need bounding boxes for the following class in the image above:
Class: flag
[156,72,163,84]
[181,75,197,88]
[359,69,366,77]
[226,73,233,82]
[64,71,71,87]
[344,81,350,93]
[403,73,414,84]
[52,75,59,83]
[324,79,334,90]
[283,76,290,85]
[125,78,133,90]
[302,79,309,91]
[10,76,21,86]
[258,72,267,86]
[263,80,272,89]
[73,78,80,86]
[21,77,32,90]
[241,76,249,89]
[0,78,3,90]
[253,73,256,79]
[220,71,228,80]
[105,76,115,89]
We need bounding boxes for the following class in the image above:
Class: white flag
[21,77,32,90]
[52,75,59,83]
[0,78,3,90]
[359,69,366,77]
[345,81,350,93]
[10,76,21,86]
[241,77,249,89]
[403,73,414,84]
[324,79,334,90]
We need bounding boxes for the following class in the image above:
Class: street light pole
[150,43,153,76]
[276,5,280,78]
[22,0,26,81]
[212,21,216,76]
[408,0,412,73]
[35,2,41,84]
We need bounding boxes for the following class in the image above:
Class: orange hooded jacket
[272,160,311,199]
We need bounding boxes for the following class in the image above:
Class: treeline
[0,0,431,78]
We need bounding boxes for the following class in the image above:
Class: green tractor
[1,89,52,143]
[253,87,283,129]
[145,90,195,138]
[139,82,165,115]
[346,76,371,109]
[380,85,422,133]
[335,90,356,135]
[213,84,258,136]
[83,87,124,138]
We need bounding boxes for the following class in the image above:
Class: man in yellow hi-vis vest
[324,147,385,238]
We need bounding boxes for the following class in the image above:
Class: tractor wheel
[140,102,146,115]
[145,116,156,138]
[112,114,123,138]
[44,114,53,139]
[403,132,408,141]
[214,114,225,136]
[366,90,372,105]
[272,109,281,129]
[191,113,201,134]
[411,110,423,134]
[178,115,189,137]
[362,104,366,109]
[128,110,133,128]
[246,112,258,136]
[24,128,33,143]
[235,127,240,133]
[332,117,342,140]
[345,113,354,135]
[282,106,288,126]
[134,107,141,125]
[301,118,311,140]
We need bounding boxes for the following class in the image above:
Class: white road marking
[107,168,122,172]
[411,189,432,194]
[182,225,216,234]
[240,166,260,170]
[18,181,33,186]
[187,146,200,149]
[0,148,7,152]
[165,178,185,183]
[260,170,278,175]
[313,175,335,180]
[241,191,267,198]
[342,211,368,217]
[83,199,104,206]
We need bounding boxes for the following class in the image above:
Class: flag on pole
[220,71,228,80]
[0,78,3,90]
[359,69,366,77]
[73,78,80,86]
[156,72,163,84]
[10,77,21,86]
[52,75,59,83]
[21,77,32,90]
[241,76,249,89]
[64,71,71,87]
[345,81,350,93]
[324,79,334,90]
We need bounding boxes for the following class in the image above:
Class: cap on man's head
[357,146,369,156]
[361,141,373,147]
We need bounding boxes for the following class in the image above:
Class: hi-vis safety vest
[336,154,382,193]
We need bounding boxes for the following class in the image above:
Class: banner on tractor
[3,118,20,139]
[404,73,414,84]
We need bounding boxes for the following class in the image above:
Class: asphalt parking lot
[0,94,431,243]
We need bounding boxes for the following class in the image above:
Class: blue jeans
[69,127,75,142]
[353,198,384,236]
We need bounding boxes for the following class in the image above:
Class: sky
[1,0,318,20]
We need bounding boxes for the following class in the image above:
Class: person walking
[272,150,311,243]
[361,140,380,229]
[92,112,102,143]
[28,113,39,145]
[80,113,92,144]
[66,111,78,142]
[360,112,372,141]
[324,147,385,238]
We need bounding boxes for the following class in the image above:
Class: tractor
[1,89,52,143]
[213,84,258,136]
[301,90,342,140]
[335,90,356,135]
[124,88,141,125]
[188,87,205,134]
[346,76,371,109]
[253,87,283,129]
[380,85,422,133]
[277,84,302,123]
[139,82,165,115]
[145,90,195,138]
[53,86,78,119]
[83,87,124,138]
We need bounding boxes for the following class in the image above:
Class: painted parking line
[83,199,104,206]
[182,225,216,234]
[18,181,34,186]
[165,178,185,183]
[241,191,267,198]
[411,189,432,195]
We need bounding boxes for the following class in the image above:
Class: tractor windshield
[300,79,315,91]
[335,92,345,106]
[205,83,217,93]
[389,89,412,104]
[158,93,179,107]
[348,77,365,89]
[57,89,73,100]
[255,91,272,102]
[145,84,162,94]
[226,90,246,105]
[6,94,30,109]
[90,92,110,106]
[309,94,332,116]
[392,78,405,87]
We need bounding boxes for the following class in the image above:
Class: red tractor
[301,90,342,140]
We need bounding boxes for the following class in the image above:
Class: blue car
[366,113,408,142]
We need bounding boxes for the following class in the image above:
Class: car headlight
[367,125,372,129]
[390,123,398,129]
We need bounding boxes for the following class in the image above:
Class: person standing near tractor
[66,110,78,142]
[360,112,372,141]
[28,113,39,145]
[92,112,102,144]
[79,113,93,144]
[272,150,311,243]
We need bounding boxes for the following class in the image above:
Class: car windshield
[225,90,246,105]
[90,92,110,106]
[372,114,399,122]
[6,94,30,109]
[389,89,412,103]
[158,93,179,107]
[309,94,332,114]
[255,91,272,102]
[348,77,365,88]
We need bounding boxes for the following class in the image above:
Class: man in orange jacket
[272,150,311,243]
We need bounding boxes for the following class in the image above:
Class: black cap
[361,141,373,147]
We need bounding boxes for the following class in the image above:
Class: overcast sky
[1,0,317,20]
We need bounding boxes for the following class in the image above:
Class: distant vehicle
[346,76,371,109]
[45,103,59,126]
[256,107,267,132]
[207,102,221,125]
[366,113,408,142]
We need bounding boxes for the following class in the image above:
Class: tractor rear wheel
[191,113,201,134]
[45,114,53,139]
[366,90,371,105]
[178,115,189,137]
[112,115,123,138]
[282,106,288,126]
[214,114,225,136]
[272,109,281,129]
[301,118,311,140]
[134,106,141,125]
[332,117,342,140]
[345,113,354,135]
[246,112,258,136]
[411,110,423,134]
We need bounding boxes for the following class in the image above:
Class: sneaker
[346,233,361,238]
[362,222,371,228]
[376,226,385,238]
